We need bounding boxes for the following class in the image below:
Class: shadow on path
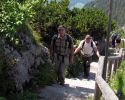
[38,83,94,100]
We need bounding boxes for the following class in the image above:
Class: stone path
[38,62,98,100]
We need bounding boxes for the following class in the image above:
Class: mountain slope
[85,0,125,26]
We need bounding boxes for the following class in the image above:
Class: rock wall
[3,33,50,92]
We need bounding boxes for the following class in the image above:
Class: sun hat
[85,35,92,39]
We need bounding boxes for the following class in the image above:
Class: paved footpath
[38,62,98,100]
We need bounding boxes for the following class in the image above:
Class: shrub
[32,61,56,86]
[7,90,37,100]
[66,54,83,78]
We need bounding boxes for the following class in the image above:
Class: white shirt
[78,40,96,56]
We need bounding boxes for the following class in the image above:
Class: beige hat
[85,35,92,39]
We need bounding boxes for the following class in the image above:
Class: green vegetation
[0,0,42,51]
[109,60,125,100]
[66,54,83,77]
[1,0,116,46]
[32,61,56,86]
[0,0,120,99]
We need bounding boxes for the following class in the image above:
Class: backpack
[112,33,117,40]
[116,35,121,43]
[52,34,72,54]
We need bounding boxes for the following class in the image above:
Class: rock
[4,33,50,92]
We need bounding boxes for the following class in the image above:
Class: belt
[56,53,67,56]
[56,53,67,63]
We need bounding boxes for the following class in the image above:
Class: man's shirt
[51,34,73,56]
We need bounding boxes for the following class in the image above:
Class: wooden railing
[94,48,125,100]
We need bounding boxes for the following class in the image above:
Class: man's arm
[93,46,100,58]
[74,47,81,55]
[96,49,100,58]
[74,40,83,55]
[93,42,100,58]
[69,46,74,64]
[68,36,74,64]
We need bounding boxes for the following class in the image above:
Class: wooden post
[94,56,105,100]
[113,60,116,72]
[111,60,115,78]
[103,0,113,80]
[106,61,110,81]
[107,61,112,81]
[94,83,101,100]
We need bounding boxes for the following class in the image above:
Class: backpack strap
[82,40,85,49]
[82,40,95,53]
[91,41,93,48]
[52,35,57,52]
[65,34,72,48]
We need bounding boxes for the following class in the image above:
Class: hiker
[115,35,121,52]
[50,25,74,85]
[74,35,100,78]
[111,33,118,48]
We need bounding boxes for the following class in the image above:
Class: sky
[48,0,93,9]
[68,0,93,9]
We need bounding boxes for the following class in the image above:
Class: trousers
[54,53,69,84]
[82,56,92,77]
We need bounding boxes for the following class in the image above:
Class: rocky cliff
[3,32,50,92]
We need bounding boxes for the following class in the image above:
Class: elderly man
[50,25,74,85]
[74,35,100,78]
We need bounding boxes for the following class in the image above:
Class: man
[50,25,74,85]
[74,35,100,78]
[111,33,118,48]
[115,35,121,52]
